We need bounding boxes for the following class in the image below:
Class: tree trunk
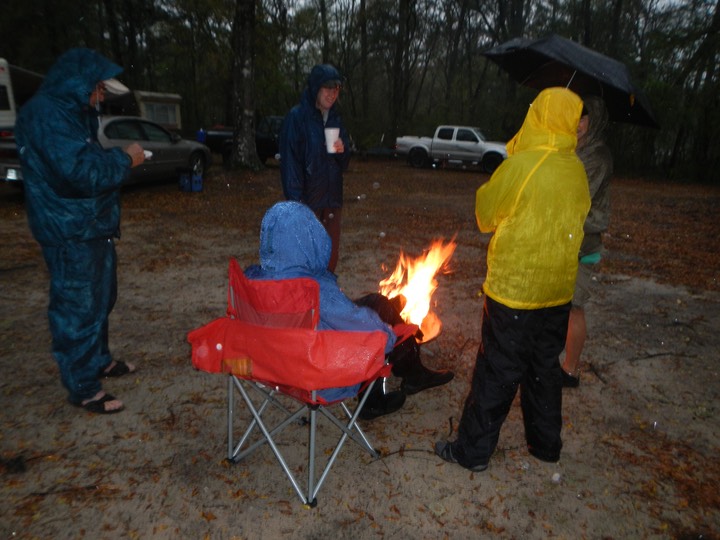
[609,0,623,57]
[391,0,413,137]
[443,0,469,119]
[319,0,330,63]
[230,0,262,170]
[122,0,140,88]
[581,0,592,46]
[360,0,368,116]
[103,0,123,65]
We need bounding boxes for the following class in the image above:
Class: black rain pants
[455,295,570,468]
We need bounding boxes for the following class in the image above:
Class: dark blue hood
[39,48,123,109]
[303,64,342,106]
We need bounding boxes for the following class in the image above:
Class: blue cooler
[178,168,193,192]
[192,173,203,192]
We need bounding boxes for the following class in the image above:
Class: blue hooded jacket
[15,48,133,245]
[245,201,396,354]
[279,64,351,210]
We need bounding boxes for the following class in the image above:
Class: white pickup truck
[395,125,507,173]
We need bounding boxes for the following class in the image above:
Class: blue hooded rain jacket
[14,48,134,405]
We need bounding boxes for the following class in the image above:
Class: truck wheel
[481,152,503,174]
[408,147,429,168]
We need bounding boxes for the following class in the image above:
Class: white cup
[324,127,340,153]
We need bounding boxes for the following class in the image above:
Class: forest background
[1,0,718,183]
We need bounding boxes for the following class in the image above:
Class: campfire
[379,238,456,343]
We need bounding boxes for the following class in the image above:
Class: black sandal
[79,393,125,414]
[100,360,136,378]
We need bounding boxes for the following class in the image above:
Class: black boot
[389,338,454,395]
[358,378,406,420]
[401,362,454,395]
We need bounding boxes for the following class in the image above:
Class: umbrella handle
[566,70,577,89]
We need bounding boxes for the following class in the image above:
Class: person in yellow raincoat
[435,87,591,471]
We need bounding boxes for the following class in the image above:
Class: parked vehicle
[199,115,284,165]
[0,58,43,183]
[98,116,211,184]
[395,125,507,173]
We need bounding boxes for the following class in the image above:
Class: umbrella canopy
[483,34,659,129]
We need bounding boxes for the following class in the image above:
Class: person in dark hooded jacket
[15,48,146,414]
[245,201,454,420]
[279,64,351,273]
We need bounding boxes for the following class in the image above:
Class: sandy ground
[1,159,719,539]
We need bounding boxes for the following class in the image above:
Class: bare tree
[229,0,262,170]
[103,0,124,64]
[360,0,369,115]
[391,0,414,135]
[318,0,331,62]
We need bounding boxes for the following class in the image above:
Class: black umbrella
[483,34,659,129]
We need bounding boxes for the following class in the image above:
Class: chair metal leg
[307,390,318,506]
[309,380,380,501]
[226,376,383,506]
[227,375,234,460]
[229,378,306,462]
[233,378,310,504]
[229,376,299,461]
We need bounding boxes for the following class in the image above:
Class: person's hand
[333,139,345,153]
[124,143,145,168]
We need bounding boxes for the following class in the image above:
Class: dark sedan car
[98,116,211,184]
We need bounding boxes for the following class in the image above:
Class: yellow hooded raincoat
[476,88,591,310]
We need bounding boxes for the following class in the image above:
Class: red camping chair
[188,258,391,506]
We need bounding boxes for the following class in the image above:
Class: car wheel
[408,147,429,168]
[481,152,503,174]
[190,152,206,177]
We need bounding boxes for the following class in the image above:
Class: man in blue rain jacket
[15,48,146,414]
[279,64,351,273]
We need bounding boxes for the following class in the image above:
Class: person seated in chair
[244,201,454,420]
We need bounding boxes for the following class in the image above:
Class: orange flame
[379,238,456,343]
